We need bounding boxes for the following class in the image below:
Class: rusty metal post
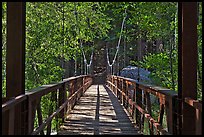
[6,2,26,134]
[178,2,198,135]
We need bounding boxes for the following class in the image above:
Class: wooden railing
[184,97,202,135]
[2,75,93,135]
[106,75,180,135]
[2,74,202,135]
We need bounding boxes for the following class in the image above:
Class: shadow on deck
[58,85,141,135]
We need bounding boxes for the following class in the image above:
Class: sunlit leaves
[138,52,177,90]
[2,2,7,97]
[25,2,112,90]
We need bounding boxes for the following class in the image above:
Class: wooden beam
[6,2,26,134]
[6,2,25,97]
[178,2,198,135]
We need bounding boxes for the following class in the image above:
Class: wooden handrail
[106,75,178,135]
[2,95,27,112]
[107,75,202,135]
[111,75,177,97]
[2,75,93,135]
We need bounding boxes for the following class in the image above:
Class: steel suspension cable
[74,3,94,75]
[79,40,94,74]
[106,8,127,74]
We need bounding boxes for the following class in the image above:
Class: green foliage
[2,2,202,133]
[25,2,111,89]
[2,2,6,97]
[136,51,178,91]
[123,2,177,41]
[197,2,202,99]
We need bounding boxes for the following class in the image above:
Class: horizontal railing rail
[106,75,180,135]
[2,75,93,135]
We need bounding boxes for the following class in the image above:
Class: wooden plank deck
[58,85,141,135]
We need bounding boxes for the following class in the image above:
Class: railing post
[157,102,164,135]
[118,78,123,101]
[123,81,126,108]
[111,76,114,91]
[122,79,125,106]
[141,89,146,133]
[121,79,123,105]
[146,92,153,135]
[116,77,120,98]
[47,91,56,135]
[165,95,179,135]
[115,77,117,95]
[83,76,85,93]
[135,83,142,131]
[132,83,136,123]
[67,80,74,112]
[81,77,84,96]
[73,79,77,107]
[28,99,38,134]
[59,83,67,122]
[165,96,173,134]
[125,80,129,109]
[36,99,44,135]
